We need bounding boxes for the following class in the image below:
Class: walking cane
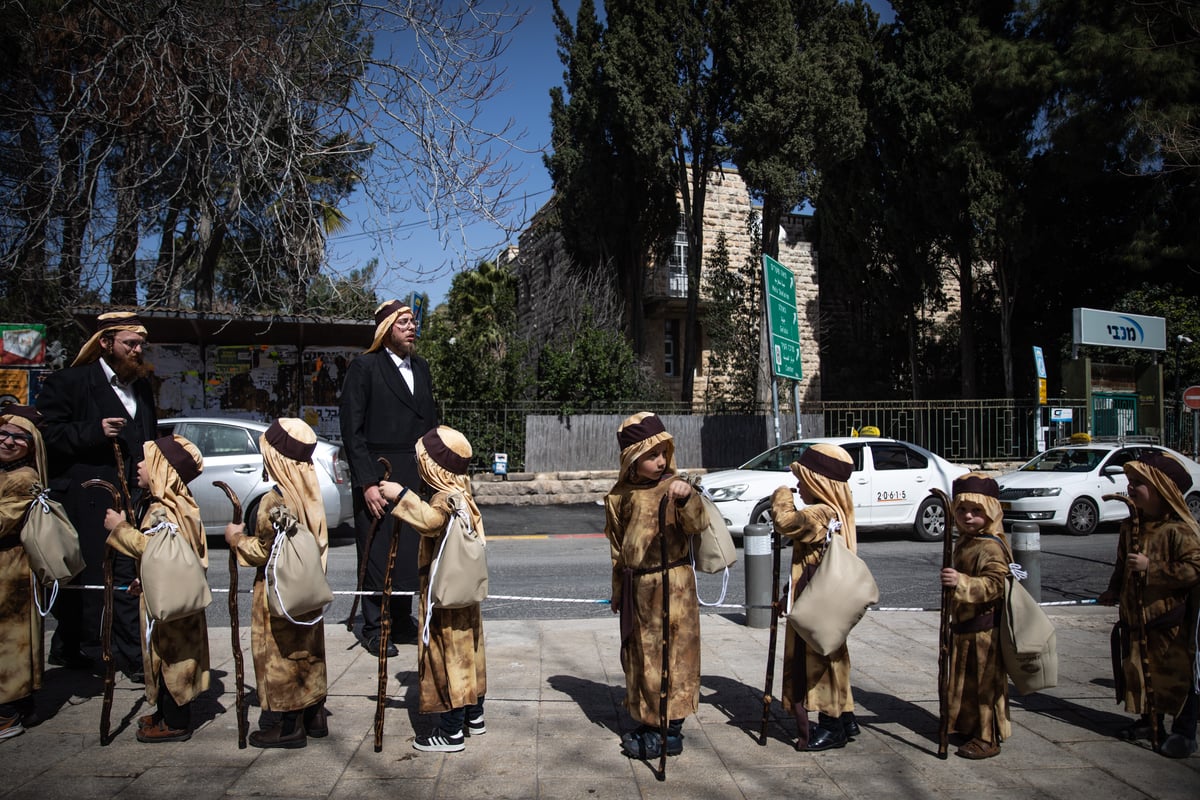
[930,488,955,759]
[111,439,136,521]
[656,495,672,781]
[213,481,248,749]
[1104,493,1158,751]
[82,478,127,746]
[374,480,401,753]
[348,457,391,632]
[759,523,782,745]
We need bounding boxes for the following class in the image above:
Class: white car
[997,442,1200,536]
[699,437,970,542]
[158,417,354,537]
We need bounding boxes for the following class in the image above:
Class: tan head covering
[615,412,676,487]
[365,299,412,353]
[0,410,48,485]
[951,472,1008,545]
[260,418,328,562]
[1124,454,1200,535]
[142,435,205,564]
[72,311,148,367]
[416,426,483,537]
[789,442,858,551]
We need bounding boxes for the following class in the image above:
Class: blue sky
[327,1,893,309]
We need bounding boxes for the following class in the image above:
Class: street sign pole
[763,255,803,447]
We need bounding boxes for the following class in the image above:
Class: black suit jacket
[36,360,158,580]
[339,350,438,491]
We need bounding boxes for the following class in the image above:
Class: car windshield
[740,443,814,471]
[1020,448,1106,473]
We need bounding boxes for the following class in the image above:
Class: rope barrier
[57,584,1101,612]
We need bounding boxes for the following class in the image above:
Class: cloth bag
[690,490,738,607]
[20,484,85,586]
[266,505,332,624]
[786,519,879,656]
[428,492,489,609]
[139,510,212,623]
[999,564,1058,695]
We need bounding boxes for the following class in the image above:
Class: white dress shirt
[99,358,138,418]
[388,350,415,394]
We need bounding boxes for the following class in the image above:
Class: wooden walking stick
[348,457,392,632]
[213,481,248,749]
[930,487,955,759]
[82,478,127,746]
[759,523,783,745]
[374,480,402,753]
[1104,493,1158,751]
[111,439,136,521]
[656,495,672,781]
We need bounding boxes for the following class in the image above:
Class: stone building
[505,166,820,408]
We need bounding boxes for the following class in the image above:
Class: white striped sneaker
[413,728,465,752]
[466,714,486,736]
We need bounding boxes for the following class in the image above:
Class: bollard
[743,523,773,628]
[1010,522,1041,603]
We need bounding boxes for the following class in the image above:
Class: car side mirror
[1102,465,1124,476]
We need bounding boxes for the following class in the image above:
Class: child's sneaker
[0,714,25,741]
[465,713,486,736]
[413,728,465,752]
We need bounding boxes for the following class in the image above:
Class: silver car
[158,417,354,536]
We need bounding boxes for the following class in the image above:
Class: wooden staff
[82,477,126,746]
[374,474,401,753]
[930,487,955,759]
[213,481,248,749]
[656,495,671,781]
[348,457,392,632]
[111,439,136,521]
[759,523,783,745]
[1103,492,1158,751]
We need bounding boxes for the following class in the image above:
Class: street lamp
[1176,334,1193,450]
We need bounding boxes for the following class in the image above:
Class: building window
[664,319,680,377]
[667,216,688,298]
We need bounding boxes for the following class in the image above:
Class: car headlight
[705,484,748,502]
[1028,487,1062,497]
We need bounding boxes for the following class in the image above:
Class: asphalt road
[193,503,1120,629]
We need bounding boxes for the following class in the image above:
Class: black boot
[303,702,329,739]
[250,711,306,749]
[840,711,860,737]
[806,713,847,751]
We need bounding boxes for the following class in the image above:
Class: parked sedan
[158,417,354,537]
[699,437,970,541]
[997,442,1200,536]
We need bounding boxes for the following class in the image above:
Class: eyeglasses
[393,318,418,330]
[0,430,32,446]
[115,337,147,351]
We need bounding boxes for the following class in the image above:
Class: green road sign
[763,255,802,380]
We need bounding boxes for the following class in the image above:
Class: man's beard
[106,349,152,383]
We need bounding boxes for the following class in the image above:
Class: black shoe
[840,712,860,738]
[1159,733,1198,758]
[805,724,848,751]
[303,704,329,739]
[249,722,307,749]
[365,637,398,658]
[620,727,683,759]
[48,649,94,670]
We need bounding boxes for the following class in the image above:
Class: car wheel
[1187,492,1200,524]
[241,496,262,534]
[1065,497,1098,536]
[913,496,948,542]
[749,499,774,532]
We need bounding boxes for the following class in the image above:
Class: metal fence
[440,398,1094,473]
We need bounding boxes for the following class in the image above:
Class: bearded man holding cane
[340,300,438,657]
[36,311,157,683]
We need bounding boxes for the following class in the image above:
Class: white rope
[267,520,326,627]
[31,577,58,618]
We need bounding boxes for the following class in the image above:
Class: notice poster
[0,368,30,405]
[206,345,299,420]
[151,343,205,417]
[0,324,46,365]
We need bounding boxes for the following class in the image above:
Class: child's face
[1126,474,1166,517]
[136,459,150,490]
[954,501,988,534]
[635,443,669,482]
[0,424,31,464]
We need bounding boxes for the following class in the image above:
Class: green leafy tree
[702,227,764,413]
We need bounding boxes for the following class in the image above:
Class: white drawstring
[1009,562,1028,581]
[31,577,58,618]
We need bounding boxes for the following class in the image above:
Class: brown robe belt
[951,607,999,635]
[619,556,690,652]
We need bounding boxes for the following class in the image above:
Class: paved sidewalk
[2,606,1196,799]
